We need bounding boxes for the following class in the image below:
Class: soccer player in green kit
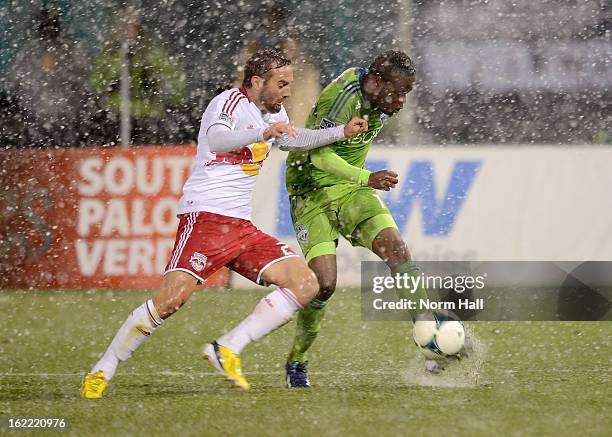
[284,50,450,387]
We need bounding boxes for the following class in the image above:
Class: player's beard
[381,107,399,116]
[261,89,284,114]
[376,96,402,116]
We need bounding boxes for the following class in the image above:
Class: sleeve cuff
[358,169,371,186]
[335,125,346,139]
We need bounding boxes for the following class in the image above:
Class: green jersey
[286,67,390,196]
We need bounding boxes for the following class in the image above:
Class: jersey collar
[356,67,371,109]
[239,86,252,102]
[357,67,366,94]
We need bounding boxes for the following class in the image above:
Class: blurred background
[1,0,610,148]
[1,0,612,290]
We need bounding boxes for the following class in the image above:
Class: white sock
[217,288,302,354]
[91,300,163,379]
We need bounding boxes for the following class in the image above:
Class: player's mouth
[384,104,403,115]
[383,107,399,115]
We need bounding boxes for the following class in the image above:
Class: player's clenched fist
[264,123,298,140]
[343,117,369,138]
[368,170,398,191]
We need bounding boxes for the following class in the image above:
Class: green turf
[0,288,610,436]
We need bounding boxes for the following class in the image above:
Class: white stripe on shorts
[169,212,196,269]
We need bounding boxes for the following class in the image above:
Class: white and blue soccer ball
[413,312,466,360]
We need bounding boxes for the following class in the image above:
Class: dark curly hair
[369,50,416,80]
[242,48,291,88]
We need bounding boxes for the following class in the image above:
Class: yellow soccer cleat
[80,370,109,399]
[203,341,251,390]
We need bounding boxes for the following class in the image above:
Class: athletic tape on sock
[309,298,328,309]
[145,300,163,326]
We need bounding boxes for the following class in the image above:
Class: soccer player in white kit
[81,49,368,397]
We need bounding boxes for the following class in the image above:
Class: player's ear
[251,75,265,91]
[375,74,386,91]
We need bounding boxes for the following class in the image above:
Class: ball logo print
[189,252,208,272]
[296,224,308,244]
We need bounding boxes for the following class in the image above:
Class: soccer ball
[413,312,466,360]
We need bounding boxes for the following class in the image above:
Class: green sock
[287,298,327,363]
[392,261,429,322]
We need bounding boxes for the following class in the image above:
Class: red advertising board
[0,146,229,289]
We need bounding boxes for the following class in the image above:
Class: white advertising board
[235,146,612,288]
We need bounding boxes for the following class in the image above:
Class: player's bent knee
[317,287,336,302]
[373,227,411,266]
[287,267,319,305]
[266,258,319,305]
[317,277,337,301]
[392,239,410,261]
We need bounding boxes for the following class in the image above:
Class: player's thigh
[259,256,319,306]
[338,187,395,249]
[160,211,244,316]
[290,194,339,263]
[228,229,318,303]
[165,211,246,279]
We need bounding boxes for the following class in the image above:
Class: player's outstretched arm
[275,117,368,152]
[207,123,270,152]
[310,147,398,191]
[207,117,366,154]
[207,122,299,152]
[310,146,371,186]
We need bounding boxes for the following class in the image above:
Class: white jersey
[178,87,289,220]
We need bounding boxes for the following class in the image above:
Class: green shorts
[290,184,398,261]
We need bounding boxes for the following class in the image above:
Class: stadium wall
[1,145,610,289]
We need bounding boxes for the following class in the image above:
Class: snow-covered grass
[1,289,609,436]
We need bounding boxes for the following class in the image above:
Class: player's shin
[391,261,429,322]
[287,298,327,363]
[90,300,163,379]
[217,288,302,354]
